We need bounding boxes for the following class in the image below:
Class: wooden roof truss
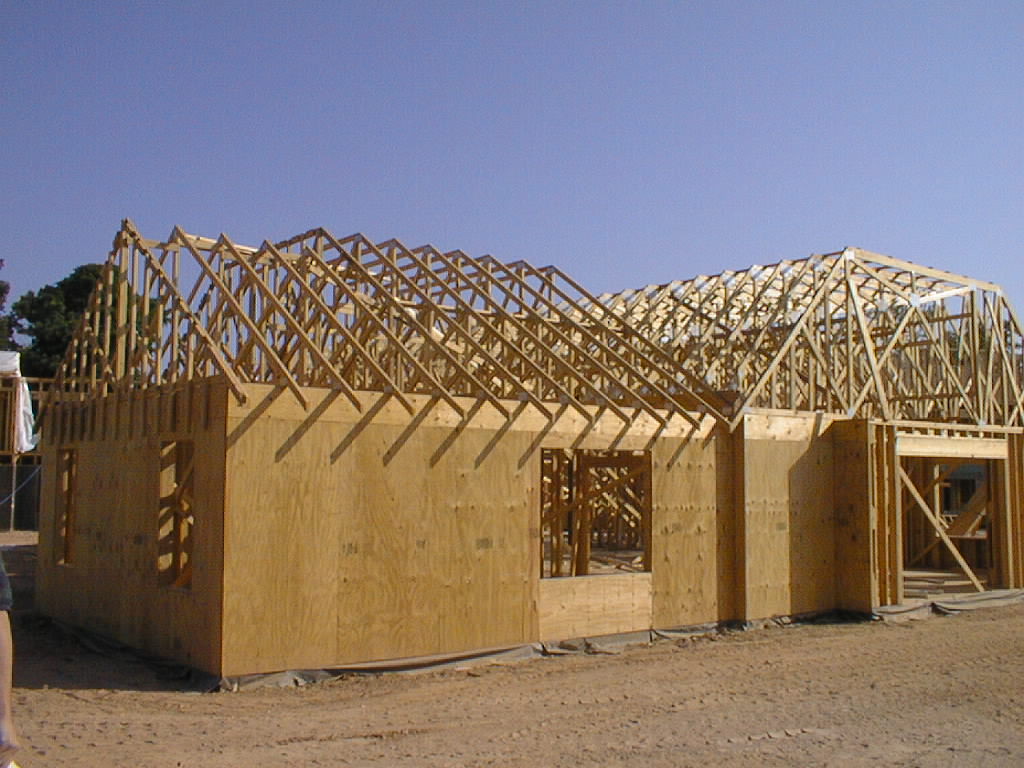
[593,248,1024,429]
[51,225,1024,432]
[51,221,729,432]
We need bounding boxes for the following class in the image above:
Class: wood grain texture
[32,219,1024,678]
[220,384,538,675]
[650,427,729,628]
[740,412,837,619]
[897,435,1007,459]
[831,419,877,613]
[37,373,1024,676]
[538,573,652,641]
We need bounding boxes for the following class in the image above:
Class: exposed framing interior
[865,421,1024,605]
[902,457,991,592]
[56,447,76,564]
[158,439,195,589]
[540,449,652,578]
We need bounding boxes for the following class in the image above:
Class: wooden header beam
[897,435,1008,460]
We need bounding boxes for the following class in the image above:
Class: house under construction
[36,220,1024,677]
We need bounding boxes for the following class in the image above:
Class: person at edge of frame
[0,550,19,766]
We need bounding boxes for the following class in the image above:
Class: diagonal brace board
[898,465,984,592]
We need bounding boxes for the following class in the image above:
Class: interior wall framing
[838,421,1024,611]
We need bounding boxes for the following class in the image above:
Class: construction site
[31,219,1024,679]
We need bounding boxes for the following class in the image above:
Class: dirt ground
[6,532,1024,768]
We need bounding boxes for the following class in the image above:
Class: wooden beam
[172,228,307,409]
[897,435,1008,460]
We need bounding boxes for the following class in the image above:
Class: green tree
[0,260,14,351]
[10,264,104,378]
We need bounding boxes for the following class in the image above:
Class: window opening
[540,449,652,577]
[56,449,76,564]
[158,440,195,588]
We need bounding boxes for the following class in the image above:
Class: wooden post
[8,454,15,532]
[573,456,592,576]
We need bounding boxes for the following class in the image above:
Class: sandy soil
[5,532,1024,768]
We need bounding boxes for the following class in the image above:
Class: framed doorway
[869,424,1024,606]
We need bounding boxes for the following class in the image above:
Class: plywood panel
[1013,436,1024,588]
[538,573,652,640]
[220,384,538,675]
[650,428,728,628]
[35,380,228,674]
[221,413,342,671]
[990,456,1013,589]
[741,412,836,619]
[831,420,876,612]
[715,428,739,622]
[222,383,699,443]
[787,433,836,613]
[1012,436,1024,588]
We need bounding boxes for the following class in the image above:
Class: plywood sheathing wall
[39,220,1024,674]
[36,380,228,673]
[831,419,877,613]
[650,421,736,629]
[1010,435,1024,587]
[536,418,733,642]
[538,574,654,641]
[219,383,724,675]
[221,385,534,675]
[738,412,838,620]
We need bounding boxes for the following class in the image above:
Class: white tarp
[0,351,18,376]
[0,351,39,453]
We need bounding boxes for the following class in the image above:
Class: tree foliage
[10,264,104,378]
[0,260,13,351]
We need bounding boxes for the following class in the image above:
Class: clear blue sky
[2,1,1022,309]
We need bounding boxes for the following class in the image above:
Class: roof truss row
[50,222,1024,432]
[592,248,1024,429]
